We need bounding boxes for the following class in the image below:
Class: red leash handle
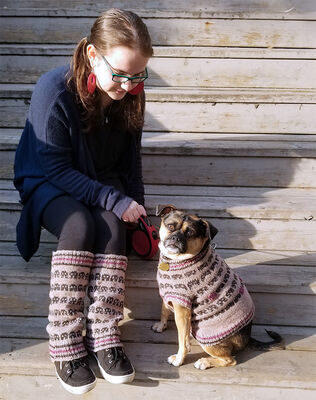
[131,215,159,259]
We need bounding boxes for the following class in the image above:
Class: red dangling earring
[128,81,144,96]
[87,72,96,94]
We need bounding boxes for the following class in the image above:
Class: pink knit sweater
[157,244,255,346]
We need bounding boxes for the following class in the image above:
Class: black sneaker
[93,347,135,384]
[54,357,96,394]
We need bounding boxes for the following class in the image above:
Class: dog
[152,204,284,370]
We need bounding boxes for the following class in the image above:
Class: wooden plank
[2,99,316,134]
[1,316,315,352]
[0,239,315,267]
[3,84,316,104]
[0,338,315,389]
[1,17,316,48]
[0,282,314,326]
[2,55,316,89]
[1,0,316,20]
[144,102,316,134]
[2,128,316,158]
[2,43,316,60]
[1,211,315,251]
[142,155,316,188]
[1,374,316,400]
[2,185,316,220]
[0,253,315,295]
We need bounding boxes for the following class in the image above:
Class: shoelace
[63,358,87,375]
[106,347,127,364]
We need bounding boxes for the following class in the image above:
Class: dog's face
[156,204,218,260]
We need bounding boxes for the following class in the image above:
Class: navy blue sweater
[14,65,145,261]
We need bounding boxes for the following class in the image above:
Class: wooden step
[1,316,315,352]
[1,0,316,20]
[2,127,316,157]
[1,51,316,90]
[0,336,315,398]
[1,15,316,48]
[1,180,316,251]
[0,251,315,326]
[2,180,316,220]
[2,43,316,60]
[2,96,316,134]
[1,373,315,400]
[3,83,316,104]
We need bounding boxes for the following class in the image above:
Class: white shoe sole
[93,353,135,384]
[56,368,97,395]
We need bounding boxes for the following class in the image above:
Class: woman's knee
[42,196,96,251]
[93,210,126,254]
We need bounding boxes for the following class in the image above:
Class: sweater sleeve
[35,99,133,219]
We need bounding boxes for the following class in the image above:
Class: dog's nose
[170,235,180,243]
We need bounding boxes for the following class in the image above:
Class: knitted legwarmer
[85,254,127,352]
[47,250,93,362]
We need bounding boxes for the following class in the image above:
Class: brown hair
[67,8,153,134]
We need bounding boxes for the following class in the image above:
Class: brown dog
[152,205,284,369]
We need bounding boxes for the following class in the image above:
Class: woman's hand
[122,200,147,223]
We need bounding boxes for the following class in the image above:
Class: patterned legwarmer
[85,254,127,352]
[46,250,93,362]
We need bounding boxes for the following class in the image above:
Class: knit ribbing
[157,245,255,346]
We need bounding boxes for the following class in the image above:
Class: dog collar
[158,240,213,271]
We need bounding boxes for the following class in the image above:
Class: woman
[14,8,153,394]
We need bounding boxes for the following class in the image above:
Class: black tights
[42,195,126,255]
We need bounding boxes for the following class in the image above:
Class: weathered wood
[3,99,316,134]
[0,282,314,326]
[3,179,316,200]
[2,43,316,60]
[0,338,315,389]
[1,17,315,48]
[3,127,316,158]
[1,253,315,295]
[144,102,316,134]
[3,150,316,187]
[1,210,316,251]
[142,155,316,188]
[2,184,316,220]
[0,240,314,267]
[3,84,316,104]
[2,55,316,89]
[1,374,316,400]
[1,316,315,352]
[1,0,316,20]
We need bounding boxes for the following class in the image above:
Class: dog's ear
[156,204,177,217]
[200,219,218,240]
[208,221,218,240]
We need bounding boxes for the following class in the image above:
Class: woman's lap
[42,195,126,254]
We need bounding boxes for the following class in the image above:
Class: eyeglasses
[102,56,148,84]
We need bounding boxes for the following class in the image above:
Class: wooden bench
[0,1,315,398]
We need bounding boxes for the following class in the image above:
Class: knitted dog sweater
[157,243,255,346]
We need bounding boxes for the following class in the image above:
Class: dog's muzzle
[163,232,187,254]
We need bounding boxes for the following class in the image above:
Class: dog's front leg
[168,302,191,367]
[152,301,171,332]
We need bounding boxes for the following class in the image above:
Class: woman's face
[88,45,149,102]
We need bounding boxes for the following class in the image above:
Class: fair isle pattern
[47,250,94,361]
[158,244,255,346]
[85,254,127,352]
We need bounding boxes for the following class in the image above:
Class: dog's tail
[248,330,285,351]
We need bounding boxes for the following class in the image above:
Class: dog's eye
[185,228,195,237]
[167,224,175,231]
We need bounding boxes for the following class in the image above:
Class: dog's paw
[168,354,184,367]
[151,321,167,333]
[194,358,213,370]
